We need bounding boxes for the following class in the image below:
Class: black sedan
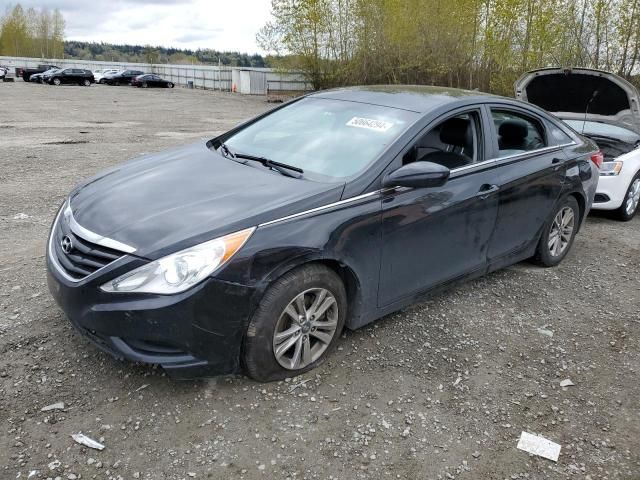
[131,74,175,88]
[47,68,94,86]
[46,86,599,381]
[103,70,144,86]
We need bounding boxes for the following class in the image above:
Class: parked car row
[24,67,175,88]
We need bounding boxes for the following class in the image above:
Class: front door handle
[476,184,500,198]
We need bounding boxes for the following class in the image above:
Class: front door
[378,109,501,307]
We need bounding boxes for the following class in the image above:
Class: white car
[93,68,121,84]
[516,67,640,221]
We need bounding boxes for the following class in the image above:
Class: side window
[491,109,547,157]
[403,112,480,170]
[547,121,573,144]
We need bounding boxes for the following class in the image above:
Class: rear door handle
[476,184,500,198]
[552,157,563,164]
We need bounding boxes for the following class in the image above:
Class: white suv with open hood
[516,67,640,220]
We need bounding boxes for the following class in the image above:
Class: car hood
[69,142,343,259]
[515,67,640,134]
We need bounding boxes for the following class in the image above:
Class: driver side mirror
[382,161,450,189]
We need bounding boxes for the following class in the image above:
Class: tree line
[64,41,269,67]
[258,0,640,94]
[0,3,64,59]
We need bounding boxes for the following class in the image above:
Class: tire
[142,82,148,88]
[52,77,61,86]
[83,79,91,87]
[613,174,640,221]
[533,196,580,267]
[167,82,174,88]
[99,79,105,84]
[243,264,347,382]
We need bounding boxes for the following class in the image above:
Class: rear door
[485,105,569,267]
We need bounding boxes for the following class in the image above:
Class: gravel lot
[1,82,639,480]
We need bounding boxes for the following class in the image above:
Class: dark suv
[104,70,145,86]
[47,68,95,86]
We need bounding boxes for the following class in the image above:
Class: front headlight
[100,227,255,294]
[600,161,623,176]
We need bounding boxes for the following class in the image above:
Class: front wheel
[614,175,640,221]
[141,82,148,88]
[167,82,174,88]
[83,79,91,86]
[533,196,580,267]
[52,77,61,86]
[243,264,347,382]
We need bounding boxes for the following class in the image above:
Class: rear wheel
[243,264,347,382]
[142,82,148,88]
[614,174,640,221]
[83,79,91,86]
[533,196,579,267]
[167,82,174,88]
[52,77,61,86]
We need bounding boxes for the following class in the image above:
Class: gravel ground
[1,82,639,480]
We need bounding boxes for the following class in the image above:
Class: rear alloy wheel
[52,77,61,86]
[83,79,91,86]
[615,175,640,221]
[243,264,347,382]
[533,196,579,267]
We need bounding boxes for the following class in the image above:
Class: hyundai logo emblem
[61,235,73,254]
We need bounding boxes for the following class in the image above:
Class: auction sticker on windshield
[346,117,394,132]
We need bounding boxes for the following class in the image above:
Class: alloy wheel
[625,178,640,216]
[548,206,575,257]
[272,288,338,370]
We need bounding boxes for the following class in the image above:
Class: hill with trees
[1,3,269,67]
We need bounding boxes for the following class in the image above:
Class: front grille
[52,215,124,280]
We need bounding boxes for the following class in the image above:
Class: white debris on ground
[12,212,30,219]
[560,378,576,387]
[71,433,105,451]
[517,431,562,462]
[40,401,65,412]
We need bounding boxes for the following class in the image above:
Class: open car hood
[515,67,640,134]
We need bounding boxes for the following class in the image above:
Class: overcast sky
[11,0,272,53]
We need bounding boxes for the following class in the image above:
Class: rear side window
[491,109,547,157]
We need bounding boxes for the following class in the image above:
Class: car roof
[310,85,501,113]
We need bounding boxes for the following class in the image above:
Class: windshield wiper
[218,143,303,178]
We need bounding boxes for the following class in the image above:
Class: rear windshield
[222,97,418,180]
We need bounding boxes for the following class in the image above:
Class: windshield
[221,97,418,180]
[564,119,640,144]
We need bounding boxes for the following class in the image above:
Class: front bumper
[47,257,257,379]
[592,174,629,210]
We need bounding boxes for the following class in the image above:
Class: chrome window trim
[63,202,136,254]
[258,142,577,227]
[488,142,576,165]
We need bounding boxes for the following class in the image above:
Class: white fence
[0,56,313,94]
